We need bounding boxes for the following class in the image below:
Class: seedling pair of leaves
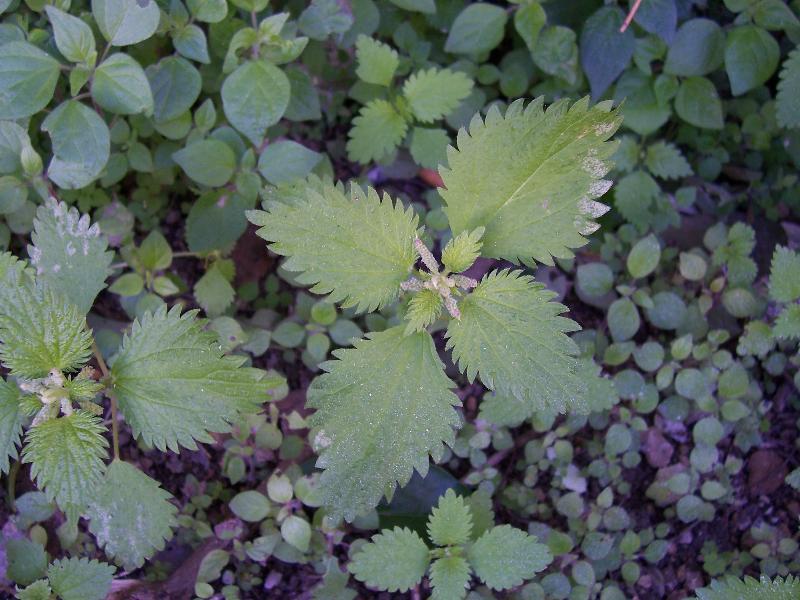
[0,199,284,570]
[347,34,474,165]
[349,489,552,598]
[248,96,622,520]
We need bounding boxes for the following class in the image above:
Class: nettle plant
[248,96,622,520]
[0,199,283,570]
[347,34,474,165]
[349,489,552,598]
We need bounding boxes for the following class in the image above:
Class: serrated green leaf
[110,305,282,451]
[468,525,551,591]
[222,60,290,145]
[41,100,111,190]
[0,42,61,120]
[777,48,800,128]
[47,557,114,600]
[769,245,800,302]
[644,141,692,179]
[0,377,23,474]
[402,69,474,123]
[347,99,408,164]
[430,555,470,600]
[695,575,800,600]
[446,270,588,414]
[92,0,160,46]
[349,527,430,592]
[87,459,177,570]
[441,97,619,266]
[29,198,113,315]
[0,268,93,379]
[16,579,52,600]
[427,489,472,546]
[248,178,418,313]
[774,304,800,340]
[173,139,236,188]
[7,539,47,587]
[355,35,398,86]
[308,326,460,520]
[442,227,483,274]
[45,6,96,64]
[92,53,154,115]
[22,411,108,519]
[404,288,443,334]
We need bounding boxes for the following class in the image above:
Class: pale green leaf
[446,270,588,413]
[402,68,474,123]
[247,177,418,313]
[440,97,620,265]
[695,575,800,600]
[388,0,435,13]
[87,459,177,570]
[0,42,61,120]
[194,263,235,317]
[47,557,114,600]
[0,267,93,379]
[308,326,460,520]
[725,25,780,96]
[777,47,800,128]
[29,198,113,315]
[644,141,692,179]
[92,0,160,46]
[347,99,408,164]
[146,56,202,123]
[675,77,724,130]
[355,35,398,86]
[258,140,322,185]
[409,127,449,169]
[627,233,661,278]
[445,3,508,55]
[430,556,470,600]
[774,304,800,340]
[110,305,282,451]
[173,24,210,64]
[0,377,23,473]
[312,558,356,600]
[92,53,154,115]
[404,288,443,334]
[41,100,111,190]
[427,489,472,546]
[0,121,30,175]
[468,525,551,591]
[45,6,96,64]
[22,411,108,518]
[173,139,236,187]
[442,227,483,274]
[664,18,724,76]
[349,527,430,592]
[222,60,290,145]
[16,579,52,600]
[768,245,800,302]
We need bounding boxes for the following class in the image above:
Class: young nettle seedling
[349,489,551,599]
[347,34,474,165]
[248,96,622,520]
[0,199,284,572]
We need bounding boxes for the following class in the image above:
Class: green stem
[6,460,19,511]
[93,342,120,460]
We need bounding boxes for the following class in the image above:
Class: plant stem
[620,0,642,32]
[6,460,19,510]
[93,342,120,460]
